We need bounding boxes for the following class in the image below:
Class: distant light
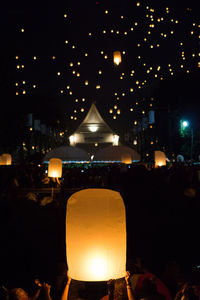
[133,140,137,145]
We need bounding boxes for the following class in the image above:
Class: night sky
[1,0,200,131]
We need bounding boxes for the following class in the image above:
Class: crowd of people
[0,162,200,300]
[1,260,200,300]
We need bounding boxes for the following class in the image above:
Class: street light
[181,120,193,160]
[182,120,189,128]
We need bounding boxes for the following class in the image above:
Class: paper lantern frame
[66,188,126,282]
[48,158,62,178]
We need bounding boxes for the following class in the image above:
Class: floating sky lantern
[154,150,166,167]
[113,51,122,65]
[48,158,62,178]
[66,188,126,281]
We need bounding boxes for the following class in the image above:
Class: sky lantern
[154,150,166,167]
[66,188,126,281]
[1,154,12,165]
[48,158,62,178]
[113,51,122,65]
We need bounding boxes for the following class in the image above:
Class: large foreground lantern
[66,188,126,281]
[48,158,62,178]
[154,150,166,167]
[113,51,122,65]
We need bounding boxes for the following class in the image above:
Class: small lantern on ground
[1,154,12,165]
[121,153,132,164]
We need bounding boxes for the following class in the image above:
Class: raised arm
[125,271,135,300]
[61,273,71,300]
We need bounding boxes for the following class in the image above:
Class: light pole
[181,120,193,160]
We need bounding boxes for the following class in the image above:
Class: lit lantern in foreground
[66,188,126,281]
[113,51,122,65]
[1,153,12,165]
[154,150,166,167]
[48,158,62,178]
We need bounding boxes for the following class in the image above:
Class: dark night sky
[1,0,200,131]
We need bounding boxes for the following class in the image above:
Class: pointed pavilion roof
[75,102,114,134]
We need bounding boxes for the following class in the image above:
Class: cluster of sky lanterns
[14,1,200,125]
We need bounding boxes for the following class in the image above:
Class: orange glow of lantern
[113,51,122,65]
[1,154,12,165]
[48,158,62,178]
[0,156,4,165]
[66,189,126,281]
[121,153,132,164]
[154,150,166,167]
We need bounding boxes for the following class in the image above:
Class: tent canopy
[93,145,141,162]
[43,146,90,162]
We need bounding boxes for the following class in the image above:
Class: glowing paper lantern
[48,158,62,178]
[66,188,126,281]
[121,153,132,164]
[154,151,166,167]
[113,51,122,65]
[1,154,12,165]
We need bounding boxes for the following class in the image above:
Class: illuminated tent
[68,103,120,150]
[43,146,90,163]
[93,145,141,163]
